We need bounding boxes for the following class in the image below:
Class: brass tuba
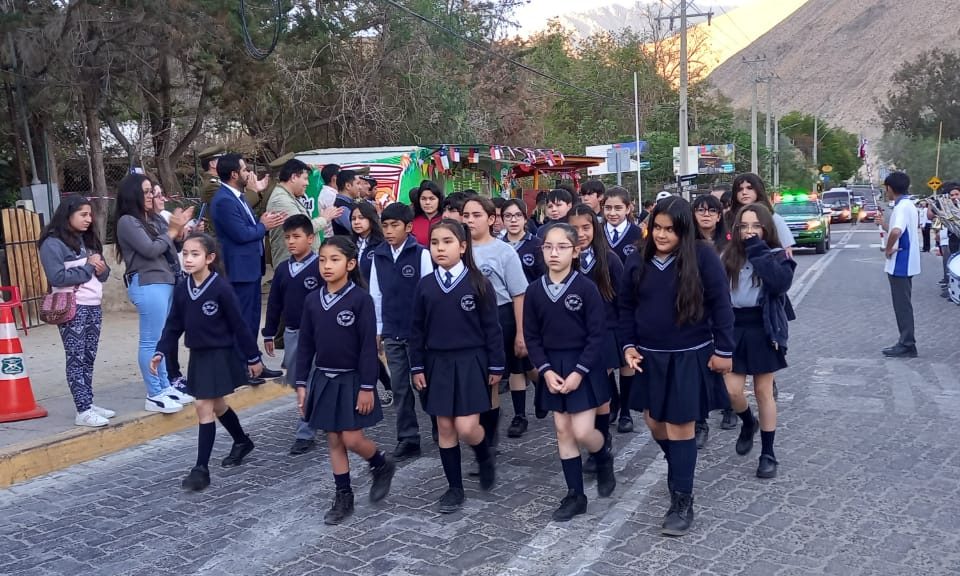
[929,192,960,238]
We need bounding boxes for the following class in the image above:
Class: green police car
[774,193,832,254]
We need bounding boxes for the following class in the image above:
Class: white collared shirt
[606,220,629,241]
[440,261,465,283]
[224,183,256,224]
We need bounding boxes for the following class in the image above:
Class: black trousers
[887,274,915,347]
[922,224,932,252]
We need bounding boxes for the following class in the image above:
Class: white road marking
[843,244,862,249]
[789,229,853,306]
[870,243,884,248]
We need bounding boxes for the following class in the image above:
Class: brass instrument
[929,194,960,238]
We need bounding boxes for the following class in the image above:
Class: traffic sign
[679,173,698,184]
[639,161,651,171]
[928,176,943,191]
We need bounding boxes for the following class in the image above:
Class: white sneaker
[161,386,195,405]
[145,394,184,414]
[91,405,116,419]
[76,409,109,427]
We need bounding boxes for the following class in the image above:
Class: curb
[0,380,293,489]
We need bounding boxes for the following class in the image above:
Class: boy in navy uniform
[536,188,576,239]
[262,215,323,455]
[369,203,435,459]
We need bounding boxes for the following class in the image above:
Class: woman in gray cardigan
[38,195,112,427]
[113,174,194,414]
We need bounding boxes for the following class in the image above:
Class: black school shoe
[720,409,738,430]
[261,367,283,379]
[507,416,528,438]
[757,454,778,479]
[222,436,255,467]
[438,487,465,514]
[661,492,694,537]
[289,438,315,455]
[181,465,210,491]
[617,415,634,433]
[392,441,422,461]
[552,490,588,522]
[324,489,355,525]
[695,420,709,449]
[369,455,396,502]
[882,344,918,358]
[735,418,758,456]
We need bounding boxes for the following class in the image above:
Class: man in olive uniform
[198,145,225,236]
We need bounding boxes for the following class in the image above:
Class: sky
[513,0,754,34]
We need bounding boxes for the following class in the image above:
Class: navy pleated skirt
[535,349,610,414]
[423,348,492,417]
[499,304,533,374]
[186,348,246,400]
[632,344,730,424]
[732,307,787,375]
[304,370,383,432]
[601,329,624,371]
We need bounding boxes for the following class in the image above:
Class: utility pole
[657,1,713,199]
[742,55,767,176]
[813,116,818,168]
[773,113,780,189]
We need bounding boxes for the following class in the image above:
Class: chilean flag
[468,148,480,164]
[449,147,460,163]
[490,146,502,160]
[858,137,867,160]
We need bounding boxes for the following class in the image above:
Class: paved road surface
[3,224,959,575]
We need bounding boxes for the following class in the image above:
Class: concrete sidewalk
[0,310,290,488]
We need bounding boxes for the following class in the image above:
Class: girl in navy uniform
[151,233,263,492]
[601,186,642,264]
[352,201,385,281]
[351,202,393,407]
[721,204,795,479]
[410,220,504,513]
[498,198,544,436]
[295,237,396,525]
[462,196,529,446]
[568,205,627,478]
[692,193,736,445]
[617,197,734,537]
[523,223,616,522]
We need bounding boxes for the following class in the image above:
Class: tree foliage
[879,49,960,140]
[779,111,861,183]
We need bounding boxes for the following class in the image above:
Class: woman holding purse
[38,195,113,427]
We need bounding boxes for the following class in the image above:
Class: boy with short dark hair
[580,180,606,214]
[369,203,435,459]
[537,188,575,238]
[442,192,467,221]
[262,214,323,454]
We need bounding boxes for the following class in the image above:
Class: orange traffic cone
[0,306,46,423]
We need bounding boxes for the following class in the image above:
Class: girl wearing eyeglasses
[498,198,544,437]
[721,204,796,481]
[523,223,615,522]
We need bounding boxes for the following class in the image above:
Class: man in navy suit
[211,153,287,381]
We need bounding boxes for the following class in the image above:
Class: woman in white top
[728,173,796,259]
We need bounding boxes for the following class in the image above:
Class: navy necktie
[611,228,620,243]
[443,271,453,288]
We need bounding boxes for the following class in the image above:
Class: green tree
[878,49,960,140]
[778,111,861,183]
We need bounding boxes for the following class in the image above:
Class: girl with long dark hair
[728,173,795,257]
[114,173,195,414]
[410,220,503,513]
[38,195,112,427]
[411,180,445,246]
[721,204,795,479]
[617,197,734,537]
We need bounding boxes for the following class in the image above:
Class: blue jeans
[127,274,174,397]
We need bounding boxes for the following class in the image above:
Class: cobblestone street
[3,226,960,575]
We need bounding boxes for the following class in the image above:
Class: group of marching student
[148,172,795,537]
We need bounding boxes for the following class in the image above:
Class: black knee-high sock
[594,412,610,434]
[761,430,776,458]
[737,407,755,428]
[470,437,491,463]
[439,446,463,490]
[608,373,620,418]
[378,360,392,391]
[560,456,585,495]
[618,374,634,419]
[196,422,216,468]
[367,450,386,469]
[511,389,526,418]
[655,437,671,487]
[481,408,500,446]
[334,472,352,492]
[217,407,247,442]
[669,439,697,495]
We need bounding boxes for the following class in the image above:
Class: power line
[378,0,632,106]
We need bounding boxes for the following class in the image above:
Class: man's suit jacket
[211,184,266,282]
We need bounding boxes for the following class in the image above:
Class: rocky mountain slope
[705,0,959,138]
